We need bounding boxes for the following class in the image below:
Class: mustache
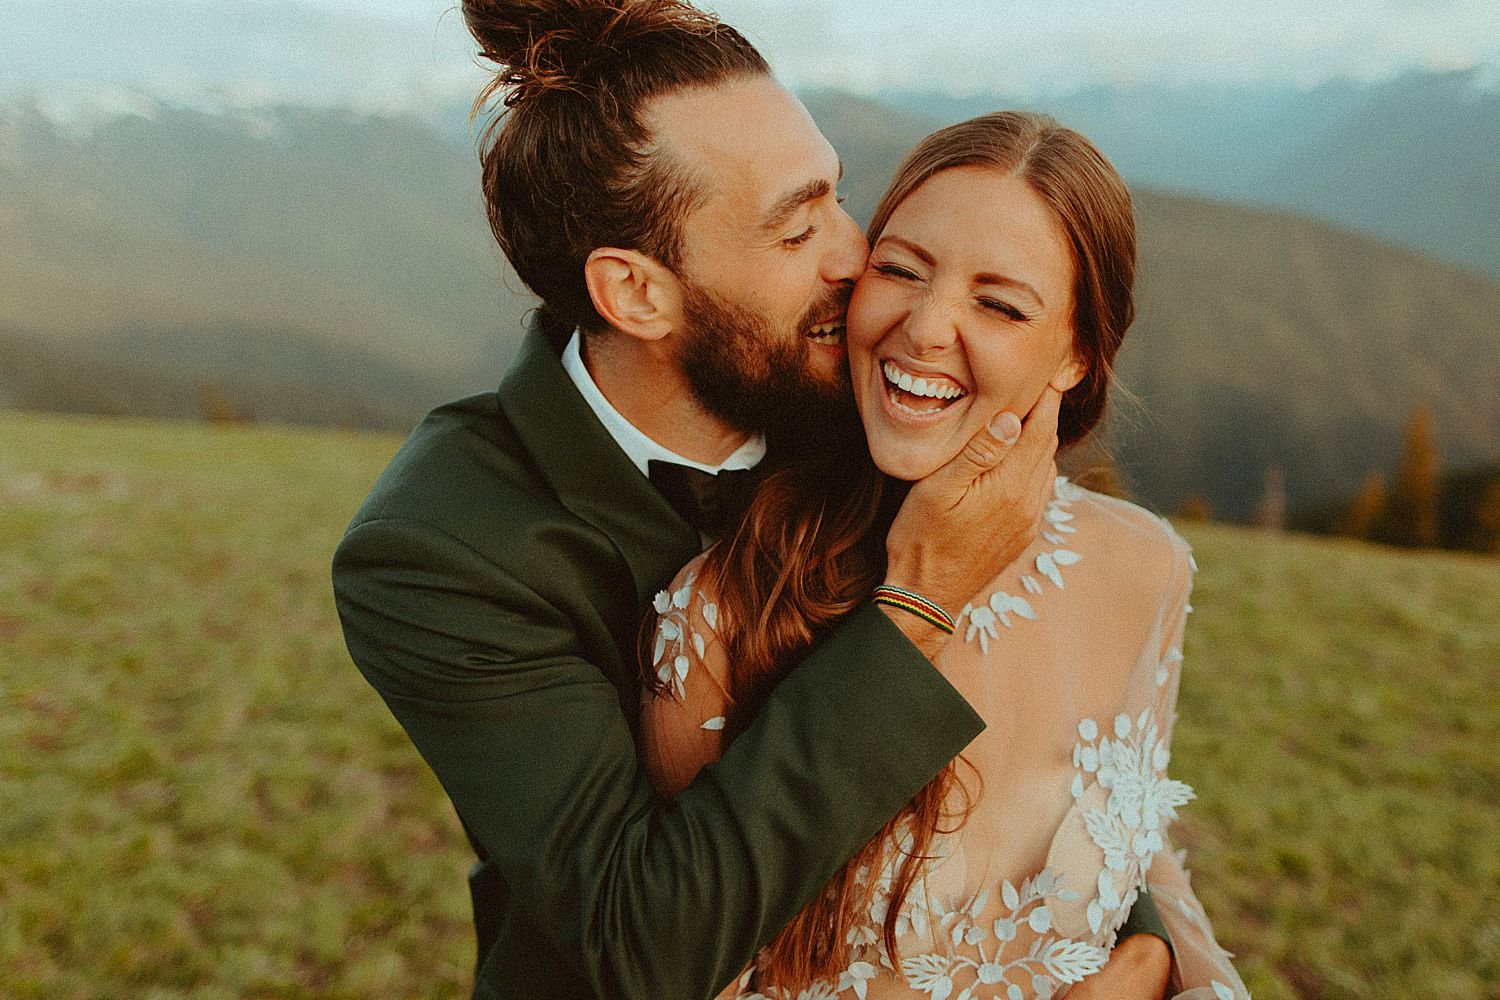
[801,282,854,328]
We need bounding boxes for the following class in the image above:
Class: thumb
[938,410,1022,484]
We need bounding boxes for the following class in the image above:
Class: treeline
[0,327,438,433]
[1190,406,1500,555]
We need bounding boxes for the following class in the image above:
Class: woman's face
[848,166,1084,481]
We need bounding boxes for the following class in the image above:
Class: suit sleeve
[333,515,985,1000]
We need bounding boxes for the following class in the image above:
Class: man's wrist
[877,603,950,662]
[871,584,956,635]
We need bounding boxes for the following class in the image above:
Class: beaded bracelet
[871,584,955,635]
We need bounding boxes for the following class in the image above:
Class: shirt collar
[561,329,766,479]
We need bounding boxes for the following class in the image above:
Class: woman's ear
[584,248,681,343]
[1050,353,1087,394]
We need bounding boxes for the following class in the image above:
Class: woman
[641,112,1247,1000]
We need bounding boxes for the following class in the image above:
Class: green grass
[2,411,1496,998]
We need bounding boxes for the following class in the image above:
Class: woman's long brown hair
[645,111,1136,992]
[687,440,976,992]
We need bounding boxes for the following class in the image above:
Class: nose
[903,293,959,356]
[820,202,868,285]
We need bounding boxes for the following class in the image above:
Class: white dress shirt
[561,330,766,479]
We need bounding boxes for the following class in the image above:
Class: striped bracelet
[871,584,955,635]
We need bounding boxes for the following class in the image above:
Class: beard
[676,277,858,445]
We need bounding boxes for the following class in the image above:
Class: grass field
[2,411,1496,999]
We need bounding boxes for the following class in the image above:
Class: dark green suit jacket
[333,322,987,998]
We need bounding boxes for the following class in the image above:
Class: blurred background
[1,2,1496,997]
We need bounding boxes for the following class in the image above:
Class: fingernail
[990,412,1022,444]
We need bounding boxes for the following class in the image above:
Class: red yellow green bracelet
[871,584,956,635]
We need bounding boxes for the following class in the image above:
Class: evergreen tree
[1474,479,1500,555]
[1379,405,1441,547]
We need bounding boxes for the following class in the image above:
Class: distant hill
[1255,70,1500,282]
[1122,193,1499,519]
[0,101,534,398]
[0,95,1495,519]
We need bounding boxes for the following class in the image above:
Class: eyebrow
[875,235,1047,308]
[760,162,845,232]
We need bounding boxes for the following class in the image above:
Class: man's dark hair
[464,0,771,332]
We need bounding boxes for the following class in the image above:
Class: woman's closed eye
[873,262,921,281]
[979,296,1030,322]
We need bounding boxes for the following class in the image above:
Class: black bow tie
[648,460,760,537]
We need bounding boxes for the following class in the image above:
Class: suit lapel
[497,321,701,605]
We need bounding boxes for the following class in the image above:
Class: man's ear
[1050,353,1086,393]
[584,247,681,342]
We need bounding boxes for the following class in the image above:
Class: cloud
[0,0,483,109]
[707,0,1500,94]
[3,0,1496,108]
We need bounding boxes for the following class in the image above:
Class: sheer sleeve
[1146,533,1251,1000]
[639,559,753,1000]
[639,558,736,799]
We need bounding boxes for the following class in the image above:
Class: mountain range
[1,75,1496,520]
[881,68,1500,282]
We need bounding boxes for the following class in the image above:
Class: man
[333,2,1167,998]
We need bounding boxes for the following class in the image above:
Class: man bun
[464,0,768,333]
[464,0,725,107]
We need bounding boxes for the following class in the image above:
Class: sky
[2,0,1497,113]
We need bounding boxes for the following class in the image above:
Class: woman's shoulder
[1065,482,1194,593]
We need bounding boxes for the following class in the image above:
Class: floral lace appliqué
[957,478,1083,655]
[1071,711,1195,934]
[744,829,1108,1000]
[895,869,1107,1000]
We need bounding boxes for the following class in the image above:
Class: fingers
[921,385,1063,497]
[1003,385,1062,488]
[1016,384,1063,455]
[946,410,1022,479]
[992,410,1023,446]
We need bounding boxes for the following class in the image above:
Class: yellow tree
[1176,495,1213,523]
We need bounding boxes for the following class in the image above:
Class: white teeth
[806,321,845,345]
[882,361,965,400]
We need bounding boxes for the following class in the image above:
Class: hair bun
[464,0,722,106]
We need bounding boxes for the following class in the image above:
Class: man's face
[646,76,868,434]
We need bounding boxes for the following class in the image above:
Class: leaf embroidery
[648,572,712,700]
[1041,940,1107,983]
[955,479,1084,655]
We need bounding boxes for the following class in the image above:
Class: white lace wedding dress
[642,479,1250,1000]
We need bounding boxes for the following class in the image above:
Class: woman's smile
[877,358,970,420]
